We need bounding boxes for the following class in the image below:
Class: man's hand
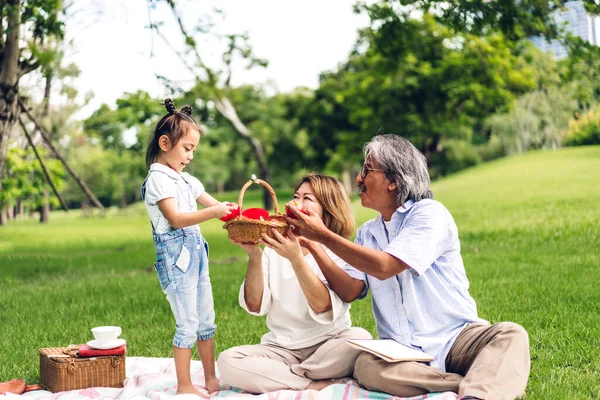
[283,203,329,241]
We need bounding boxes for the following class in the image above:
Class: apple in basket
[242,208,271,221]
[285,200,308,219]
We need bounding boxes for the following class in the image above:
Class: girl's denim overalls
[142,171,216,348]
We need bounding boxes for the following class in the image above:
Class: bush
[563,105,600,146]
[428,139,482,178]
[486,85,580,154]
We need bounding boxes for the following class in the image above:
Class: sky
[64,0,368,120]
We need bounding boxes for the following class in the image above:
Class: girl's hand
[211,202,238,219]
[260,229,302,263]
[228,237,262,256]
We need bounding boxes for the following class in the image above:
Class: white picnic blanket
[2,357,458,400]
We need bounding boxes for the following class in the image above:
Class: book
[348,339,434,363]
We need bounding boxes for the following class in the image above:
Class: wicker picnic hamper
[39,346,125,393]
[223,176,289,244]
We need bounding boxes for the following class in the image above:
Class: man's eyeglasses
[360,164,385,179]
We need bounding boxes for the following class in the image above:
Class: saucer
[86,338,126,350]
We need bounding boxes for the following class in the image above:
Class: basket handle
[238,175,281,215]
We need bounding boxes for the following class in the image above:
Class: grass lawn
[1,146,599,398]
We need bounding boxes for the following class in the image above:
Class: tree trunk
[342,167,354,196]
[19,98,104,211]
[19,116,68,213]
[6,203,14,220]
[217,180,224,194]
[120,181,127,208]
[81,198,91,218]
[42,72,52,117]
[0,0,21,190]
[423,134,442,167]
[17,199,24,220]
[214,97,273,210]
[0,207,7,225]
[39,189,49,223]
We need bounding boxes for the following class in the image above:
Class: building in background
[530,1,600,58]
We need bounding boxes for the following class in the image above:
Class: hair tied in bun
[164,98,176,115]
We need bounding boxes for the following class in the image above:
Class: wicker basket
[224,177,289,244]
[39,346,125,393]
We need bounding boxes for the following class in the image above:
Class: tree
[486,84,581,154]
[180,84,314,192]
[0,0,65,190]
[83,90,163,207]
[147,1,276,208]
[306,13,540,177]
[0,146,65,224]
[368,0,600,42]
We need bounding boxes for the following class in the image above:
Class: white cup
[91,326,122,344]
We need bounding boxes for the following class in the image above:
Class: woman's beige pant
[354,322,530,400]
[217,327,372,393]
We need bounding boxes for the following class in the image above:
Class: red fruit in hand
[242,208,270,221]
[220,206,240,222]
[285,201,307,219]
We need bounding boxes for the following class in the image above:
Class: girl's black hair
[145,98,202,168]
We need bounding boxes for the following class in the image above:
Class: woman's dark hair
[145,98,202,168]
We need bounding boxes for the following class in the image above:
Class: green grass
[1,146,599,398]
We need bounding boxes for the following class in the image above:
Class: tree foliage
[0,0,66,188]
[369,0,600,41]
[300,12,545,177]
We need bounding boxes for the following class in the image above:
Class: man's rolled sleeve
[385,201,448,277]
[337,231,369,299]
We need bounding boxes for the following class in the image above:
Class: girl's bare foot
[204,377,220,394]
[306,379,335,391]
[176,384,207,398]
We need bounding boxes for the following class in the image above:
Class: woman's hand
[284,204,329,242]
[260,229,303,263]
[229,237,262,256]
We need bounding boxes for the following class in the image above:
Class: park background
[0,0,599,398]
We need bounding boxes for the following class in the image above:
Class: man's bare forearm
[319,230,408,280]
[308,244,365,302]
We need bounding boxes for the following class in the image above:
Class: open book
[348,339,434,363]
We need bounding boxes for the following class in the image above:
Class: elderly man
[285,134,530,400]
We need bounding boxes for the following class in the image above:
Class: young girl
[217,174,371,393]
[141,98,237,395]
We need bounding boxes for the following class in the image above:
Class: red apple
[242,208,270,221]
[285,200,307,219]
[220,206,240,222]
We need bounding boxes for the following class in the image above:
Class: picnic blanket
[1,357,458,400]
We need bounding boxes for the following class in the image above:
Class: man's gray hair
[364,134,433,206]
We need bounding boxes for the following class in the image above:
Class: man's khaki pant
[353,322,530,400]
[217,327,372,393]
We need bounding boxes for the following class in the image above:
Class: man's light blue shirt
[344,198,488,371]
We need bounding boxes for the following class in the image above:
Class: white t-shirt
[143,163,205,234]
[239,246,352,349]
